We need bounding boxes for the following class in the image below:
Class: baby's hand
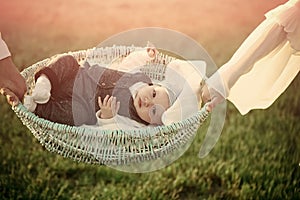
[98,95,120,119]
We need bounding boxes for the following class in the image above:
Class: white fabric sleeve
[208,22,286,98]
[95,110,120,126]
[0,32,11,60]
[207,1,300,115]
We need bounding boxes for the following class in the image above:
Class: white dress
[208,0,300,114]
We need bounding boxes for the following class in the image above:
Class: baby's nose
[143,97,153,107]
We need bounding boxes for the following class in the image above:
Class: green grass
[1,66,299,199]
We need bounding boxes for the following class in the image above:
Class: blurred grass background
[0,0,299,199]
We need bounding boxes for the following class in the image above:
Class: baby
[24,45,179,127]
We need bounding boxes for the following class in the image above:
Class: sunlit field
[0,0,299,199]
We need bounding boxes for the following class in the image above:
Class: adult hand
[201,84,225,112]
[0,57,27,106]
[98,95,120,119]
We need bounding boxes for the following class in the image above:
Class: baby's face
[134,85,170,125]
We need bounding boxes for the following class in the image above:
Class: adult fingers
[200,85,211,103]
[12,77,27,101]
[0,88,19,106]
[206,95,225,112]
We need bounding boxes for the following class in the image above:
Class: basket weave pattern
[13,46,209,165]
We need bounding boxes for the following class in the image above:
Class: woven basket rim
[14,46,209,136]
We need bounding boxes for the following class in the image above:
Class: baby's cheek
[149,105,165,124]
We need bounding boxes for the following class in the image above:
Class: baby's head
[132,84,170,125]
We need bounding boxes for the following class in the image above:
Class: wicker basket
[12,45,209,167]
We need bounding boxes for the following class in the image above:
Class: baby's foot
[32,74,51,104]
[147,48,157,58]
[32,87,51,104]
[146,41,158,58]
[23,95,37,112]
